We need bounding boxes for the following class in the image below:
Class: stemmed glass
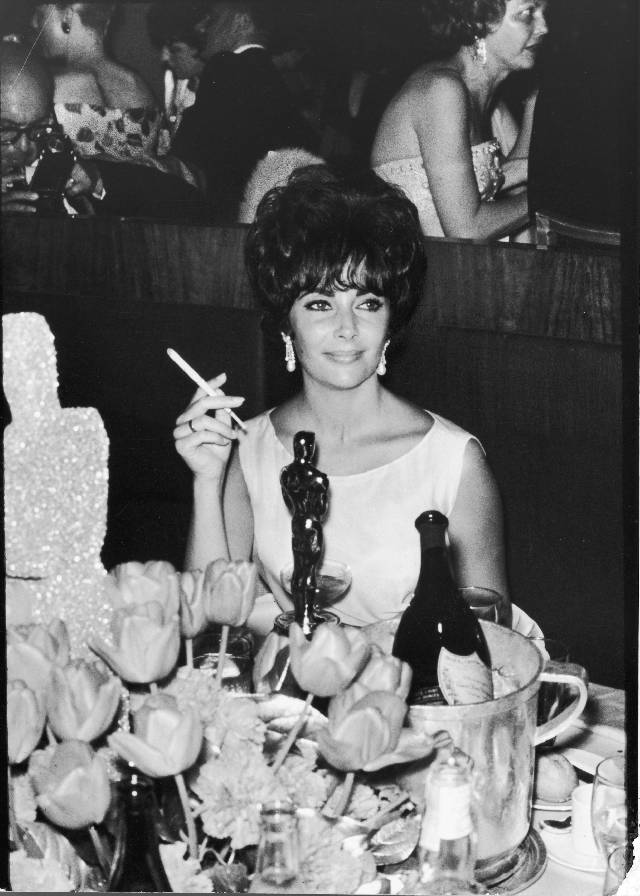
[590,756,627,859]
[280,559,352,611]
[457,586,501,622]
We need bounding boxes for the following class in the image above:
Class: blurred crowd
[1,0,627,235]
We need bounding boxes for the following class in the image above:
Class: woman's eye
[304,299,332,311]
[358,297,384,311]
[517,6,536,21]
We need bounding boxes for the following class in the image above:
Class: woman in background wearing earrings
[173,166,511,630]
[29,3,197,183]
[371,0,548,240]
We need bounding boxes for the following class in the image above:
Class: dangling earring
[376,340,390,376]
[62,19,72,34]
[471,36,487,66]
[281,332,296,372]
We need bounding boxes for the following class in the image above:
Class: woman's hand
[173,372,245,481]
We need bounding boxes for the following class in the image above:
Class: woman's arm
[173,376,246,570]
[495,91,539,192]
[412,73,529,239]
[447,439,512,627]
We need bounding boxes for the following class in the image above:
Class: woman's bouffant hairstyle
[245,165,427,339]
[421,0,507,54]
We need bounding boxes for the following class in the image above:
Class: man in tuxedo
[1,41,212,220]
[170,0,319,221]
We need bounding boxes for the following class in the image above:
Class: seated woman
[371,0,548,240]
[30,3,197,184]
[174,165,512,629]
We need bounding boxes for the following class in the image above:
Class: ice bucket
[370,621,588,879]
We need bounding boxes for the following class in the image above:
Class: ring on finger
[188,419,196,433]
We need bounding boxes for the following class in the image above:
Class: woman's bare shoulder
[53,69,103,103]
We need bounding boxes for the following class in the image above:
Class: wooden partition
[2,217,624,687]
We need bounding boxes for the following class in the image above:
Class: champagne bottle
[108,768,172,892]
[392,510,493,705]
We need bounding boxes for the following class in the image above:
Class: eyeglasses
[0,122,59,148]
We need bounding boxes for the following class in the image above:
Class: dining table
[515,682,627,896]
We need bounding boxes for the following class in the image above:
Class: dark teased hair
[146,1,210,51]
[420,0,507,54]
[245,165,427,339]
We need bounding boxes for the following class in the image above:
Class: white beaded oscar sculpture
[4,312,114,658]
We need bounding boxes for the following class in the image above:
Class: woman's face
[31,4,69,60]
[486,0,548,71]
[288,285,390,391]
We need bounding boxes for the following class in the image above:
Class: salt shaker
[415,748,487,894]
[255,800,299,888]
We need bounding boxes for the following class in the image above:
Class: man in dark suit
[170,1,319,221]
[1,41,212,220]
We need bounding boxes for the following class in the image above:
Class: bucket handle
[534,661,589,746]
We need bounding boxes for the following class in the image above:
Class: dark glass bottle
[108,768,172,892]
[392,510,493,705]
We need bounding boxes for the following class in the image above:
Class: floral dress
[54,103,198,186]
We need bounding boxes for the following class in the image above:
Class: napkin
[511,602,544,639]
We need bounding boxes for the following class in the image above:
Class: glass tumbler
[256,800,299,886]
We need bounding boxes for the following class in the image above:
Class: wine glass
[280,559,352,608]
[591,755,627,859]
[457,586,501,622]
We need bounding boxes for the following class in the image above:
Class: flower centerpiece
[7,558,447,893]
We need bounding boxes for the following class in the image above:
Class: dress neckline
[264,408,436,479]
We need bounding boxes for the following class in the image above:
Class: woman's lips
[324,351,363,363]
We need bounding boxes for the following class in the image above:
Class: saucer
[540,829,605,873]
[532,797,571,812]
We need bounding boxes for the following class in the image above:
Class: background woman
[174,166,511,628]
[371,0,548,240]
[30,3,196,183]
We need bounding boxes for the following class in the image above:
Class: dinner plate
[540,829,605,873]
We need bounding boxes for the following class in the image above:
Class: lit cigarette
[167,347,247,433]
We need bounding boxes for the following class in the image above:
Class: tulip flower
[179,568,208,641]
[108,693,203,858]
[108,693,203,778]
[107,559,180,618]
[91,601,180,684]
[289,622,370,698]
[7,642,52,711]
[5,578,35,626]
[351,646,412,702]
[8,680,47,764]
[8,619,70,667]
[317,689,439,773]
[252,629,289,693]
[202,558,258,627]
[29,740,111,829]
[46,660,122,743]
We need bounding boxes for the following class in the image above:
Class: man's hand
[2,174,38,213]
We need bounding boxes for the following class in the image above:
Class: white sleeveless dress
[238,409,479,627]
[374,139,504,237]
